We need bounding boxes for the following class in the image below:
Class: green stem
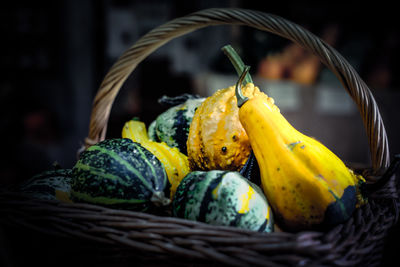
[235,66,250,107]
[221,45,253,85]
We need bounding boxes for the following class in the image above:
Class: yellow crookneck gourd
[222,45,365,231]
[122,119,190,199]
[234,67,365,231]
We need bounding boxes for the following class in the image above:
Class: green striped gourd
[20,168,72,202]
[172,170,274,232]
[149,97,205,154]
[70,138,170,211]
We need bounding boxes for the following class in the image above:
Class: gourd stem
[151,191,171,206]
[222,45,253,85]
[235,66,250,107]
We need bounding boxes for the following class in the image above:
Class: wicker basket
[1,8,398,267]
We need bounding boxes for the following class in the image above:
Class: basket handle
[85,8,389,173]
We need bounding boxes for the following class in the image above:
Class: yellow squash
[122,119,190,199]
[234,67,365,231]
[187,83,264,171]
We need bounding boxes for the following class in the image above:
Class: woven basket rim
[0,182,398,266]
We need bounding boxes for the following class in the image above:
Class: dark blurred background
[1,0,399,183]
[0,0,399,266]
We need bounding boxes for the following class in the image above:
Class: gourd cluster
[19,45,368,233]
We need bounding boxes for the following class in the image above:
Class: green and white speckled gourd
[172,170,274,232]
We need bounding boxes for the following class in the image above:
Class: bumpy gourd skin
[187,83,264,171]
[238,92,365,231]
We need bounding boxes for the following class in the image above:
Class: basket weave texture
[0,8,398,267]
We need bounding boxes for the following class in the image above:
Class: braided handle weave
[85,8,389,172]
